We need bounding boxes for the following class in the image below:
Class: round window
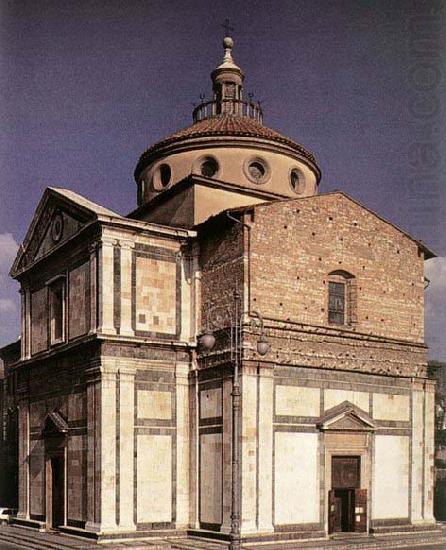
[290,168,305,194]
[244,157,270,184]
[201,158,219,178]
[249,162,265,180]
[159,164,171,187]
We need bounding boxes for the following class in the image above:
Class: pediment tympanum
[317,400,375,432]
[10,187,120,277]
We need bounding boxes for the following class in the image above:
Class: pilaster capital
[119,239,136,251]
[118,365,138,378]
[86,360,138,379]
[100,236,118,248]
[258,363,274,378]
[89,241,99,255]
[20,283,31,294]
[85,365,103,384]
[175,361,190,382]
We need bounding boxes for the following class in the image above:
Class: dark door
[51,457,64,527]
[329,456,361,533]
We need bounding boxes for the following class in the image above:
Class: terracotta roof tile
[134,115,319,180]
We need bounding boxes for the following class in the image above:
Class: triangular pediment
[42,411,69,437]
[318,400,375,432]
[11,188,121,277]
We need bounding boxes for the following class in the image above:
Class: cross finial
[222,18,234,36]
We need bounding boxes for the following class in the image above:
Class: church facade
[0,35,438,545]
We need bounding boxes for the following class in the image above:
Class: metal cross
[222,18,234,36]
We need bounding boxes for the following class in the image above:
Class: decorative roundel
[200,157,219,178]
[290,168,305,194]
[50,212,64,243]
[244,156,270,184]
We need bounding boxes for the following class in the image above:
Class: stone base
[187,527,326,544]
[61,525,186,542]
[371,521,439,534]
[11,517,46,532]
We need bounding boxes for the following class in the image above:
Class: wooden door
[354,488,367,533]
[328,489,341,533]
[332,456,360,489]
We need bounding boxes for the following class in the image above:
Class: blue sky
[0,0,445,359]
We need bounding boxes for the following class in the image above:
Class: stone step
[0,525,173,550]
[169,537,229,549]
[0,526,95,550]
[1,526,444,550]
[0,531,74,550]
[242,529,446,549]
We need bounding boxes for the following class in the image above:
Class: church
[0,33,440,547]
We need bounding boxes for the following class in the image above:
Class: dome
[132,34,322,226]
[134,115,320,183]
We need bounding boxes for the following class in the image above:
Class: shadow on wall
[434,479,446,520]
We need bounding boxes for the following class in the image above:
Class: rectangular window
[49,279,65,344]
[328,281,345,325]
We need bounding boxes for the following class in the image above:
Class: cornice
[134,132,321,184]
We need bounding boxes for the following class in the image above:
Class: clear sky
[0,0,445,359]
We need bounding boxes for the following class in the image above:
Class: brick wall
[248,193,425,343]
[198,216,245,331]
[197,193,429,377]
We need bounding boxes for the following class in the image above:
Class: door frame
[324,434,372,535]
[45,443,67,529]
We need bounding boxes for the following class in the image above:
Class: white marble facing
[324,389,369,412]
[275,385,320,417]
[258,371,274,532]
[372,435,409,519]
[411,390,424,521]
[241,374,257,532]
[137,434,172,523]
[373,393,410,421]
[175,363,190,528]
[274,432,319,525]
[200,388,222,419]
[137,389,172,420]
[100,373,117,530]
[119,372,135,530]
[424,389,435,521]
[200,433,222,525]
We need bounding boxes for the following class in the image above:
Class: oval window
[201,158,219,178]
[290,169,305,194]
[159,164,171,187]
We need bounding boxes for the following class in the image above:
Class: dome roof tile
[134,115,319,181]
